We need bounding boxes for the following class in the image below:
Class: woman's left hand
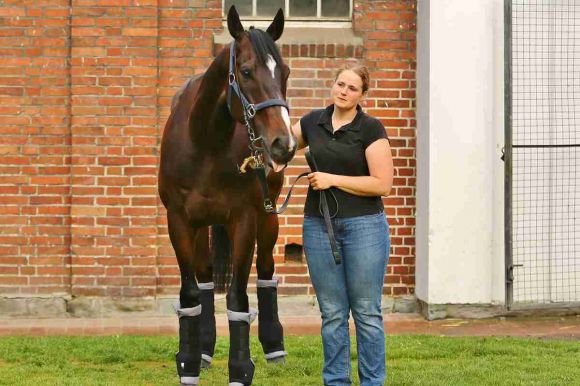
[308,172,335,190]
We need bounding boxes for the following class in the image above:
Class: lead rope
[304,151,341,265]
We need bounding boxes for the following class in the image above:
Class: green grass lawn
[0,335,578,385]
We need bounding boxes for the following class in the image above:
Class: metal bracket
[507,263,523,283]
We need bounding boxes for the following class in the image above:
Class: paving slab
[1,314,578,339]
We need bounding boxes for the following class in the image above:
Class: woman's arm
[291,120,308,150]
[307,138,393,197]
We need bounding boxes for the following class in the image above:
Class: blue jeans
[303,213,390,386]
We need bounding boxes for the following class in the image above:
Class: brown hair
[335,63,370,94]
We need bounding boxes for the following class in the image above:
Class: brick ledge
[214,27,364,58]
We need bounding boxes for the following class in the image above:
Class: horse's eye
[241,69,251,79]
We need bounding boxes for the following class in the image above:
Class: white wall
[416,0,505,305]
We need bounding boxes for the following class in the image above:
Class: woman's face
[331,70,365,111]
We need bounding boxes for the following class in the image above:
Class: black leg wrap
[228,320,255,385]
[199,288,216,361]
[257,286,285,358]
[176,314,201,380]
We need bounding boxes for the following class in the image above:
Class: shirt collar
[317,104,363,133]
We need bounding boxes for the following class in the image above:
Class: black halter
[226,40,289,213]
[226,41,289,139]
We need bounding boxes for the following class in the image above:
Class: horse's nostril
[271,136,287,152]
[270,136,294,161]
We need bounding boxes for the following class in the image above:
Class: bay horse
[158,6,296,386]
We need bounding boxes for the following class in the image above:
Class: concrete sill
[214,27,364,58]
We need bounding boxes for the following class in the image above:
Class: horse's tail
[211,224,231,293]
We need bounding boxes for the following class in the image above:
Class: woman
[291,64,394,386]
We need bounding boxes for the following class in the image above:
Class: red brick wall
[356,1,417,296]
[0,0,416,300]
[0,0,71,296]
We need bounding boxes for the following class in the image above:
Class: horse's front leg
[256,213,286,363]
[167,210,203,386]
[194,226,216,369]
[226,211,258,386]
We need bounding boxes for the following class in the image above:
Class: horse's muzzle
[269,135,296,166]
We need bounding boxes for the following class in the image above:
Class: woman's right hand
[308,172,335,191]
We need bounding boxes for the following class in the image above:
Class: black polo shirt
[301,104,389,218]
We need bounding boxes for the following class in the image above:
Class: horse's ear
[266,8,284,41]
[227,5,245,40]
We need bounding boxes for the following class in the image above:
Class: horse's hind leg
[194,226,216,369]
[256,213,286,363]
[167,210,203,386]
[227,212,258,386]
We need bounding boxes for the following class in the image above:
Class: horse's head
[227,6,296,173]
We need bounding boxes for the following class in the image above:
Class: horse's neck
[189,48,235,146]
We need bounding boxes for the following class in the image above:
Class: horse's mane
[248,28,283,66]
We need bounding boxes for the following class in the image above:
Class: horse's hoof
[266,356,286,364]
[200,358,211,369]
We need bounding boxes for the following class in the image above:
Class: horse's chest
[183,192,229,226]
[183,176,255,226]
